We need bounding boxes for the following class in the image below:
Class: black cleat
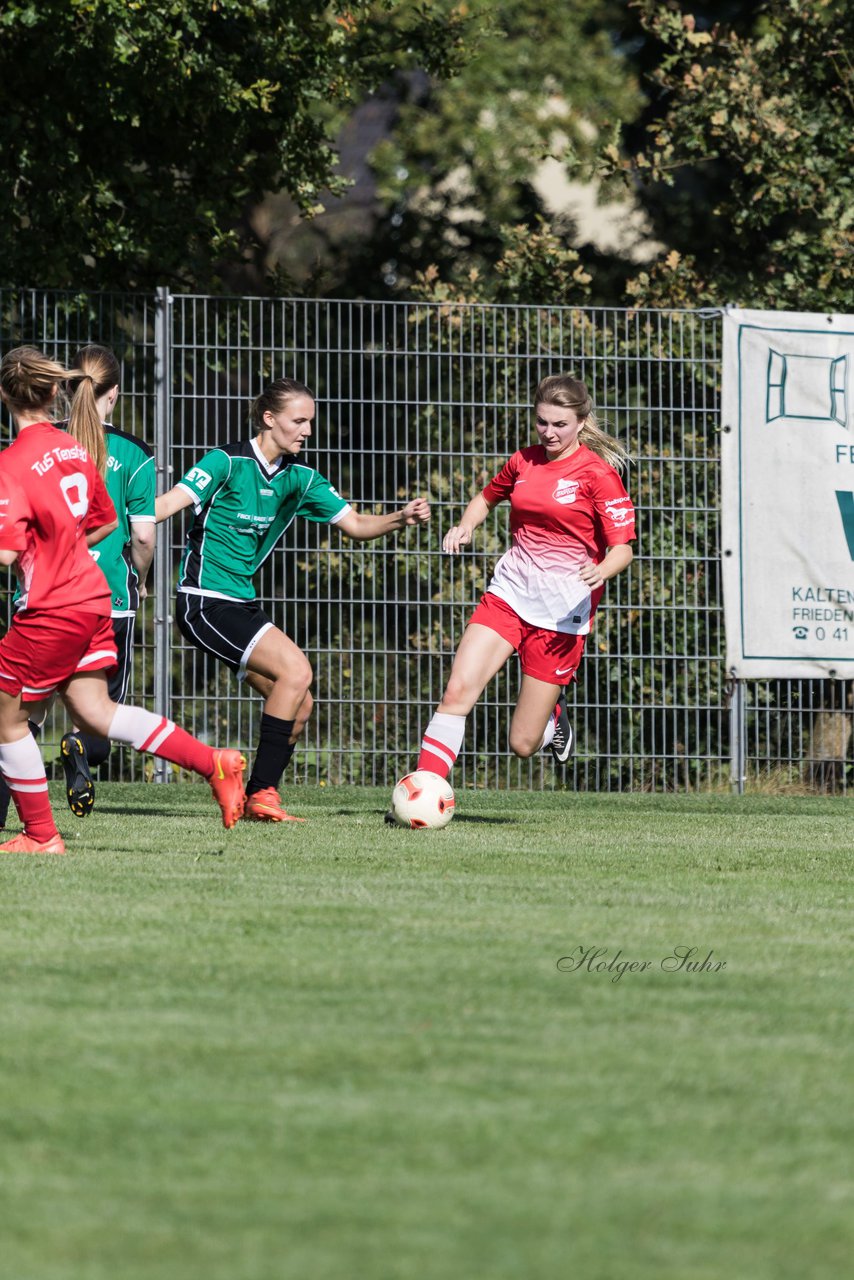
[550,688,575,764]
[60,733,95,817]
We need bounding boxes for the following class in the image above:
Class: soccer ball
[390,770,456,829]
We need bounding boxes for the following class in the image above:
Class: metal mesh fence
[1,288,850,794]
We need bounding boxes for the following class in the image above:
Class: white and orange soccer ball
[390,770,456,829]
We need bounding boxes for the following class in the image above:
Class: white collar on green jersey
[250,435,288,477]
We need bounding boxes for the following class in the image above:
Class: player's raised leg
[508,674,564,759]
[61,673,246,829]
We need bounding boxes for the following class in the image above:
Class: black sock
[247,713,296,797]
[73,732,111,768]
[0,719,41,826]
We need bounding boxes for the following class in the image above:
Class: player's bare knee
[509,729,538,758]
[275,657,312,703]
[439,675,475,714]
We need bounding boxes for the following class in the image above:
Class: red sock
[0,736,59,841]
[108,706,215,778]
[417,712,466,779]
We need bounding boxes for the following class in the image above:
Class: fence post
[152,286,173,783]
[729,678,746,795]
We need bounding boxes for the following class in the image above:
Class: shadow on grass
[96,805,209,817]
[366,809,514,826]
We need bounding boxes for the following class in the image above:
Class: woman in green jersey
[61,344,157,815]
[156,377,430,823]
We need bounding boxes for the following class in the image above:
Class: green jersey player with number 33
[156,377,430,824]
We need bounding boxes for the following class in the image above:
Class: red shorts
[0,609,118,703]
[468,592,587,684]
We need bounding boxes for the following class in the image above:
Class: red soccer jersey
[0,421,116,614]
[481,443,635,633]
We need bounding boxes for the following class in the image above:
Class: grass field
[1,782,852,1280]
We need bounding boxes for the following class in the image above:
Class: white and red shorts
[468,591,587,685]
[0,609,118,703]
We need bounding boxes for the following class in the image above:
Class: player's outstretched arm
[337,497,430,542]
[155,486,195,523]
[443,493,492,555]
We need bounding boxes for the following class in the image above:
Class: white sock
[417,711,466,778]
[0,733,48,789]
[540,715,556,750]
[108,704,175,752]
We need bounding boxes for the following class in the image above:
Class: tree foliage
[379,0,853,313]
[610,0,854,309]
[0,0,478,290]
[297,0,646,299]
[3,0,849,310]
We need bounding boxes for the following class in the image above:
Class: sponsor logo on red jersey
[553,478,580,505]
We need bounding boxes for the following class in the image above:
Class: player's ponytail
[0,345,74,417]
[65,345,119,479]
[534,373,630,473]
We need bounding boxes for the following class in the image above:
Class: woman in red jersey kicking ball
[0,347,245,854]
[411,374,635,784]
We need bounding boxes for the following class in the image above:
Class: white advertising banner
[722,307,854,678]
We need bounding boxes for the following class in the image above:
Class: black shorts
[176,593,274,679]
[109,614,135,704]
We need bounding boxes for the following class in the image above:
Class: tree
[268,0,650,300]
[0,0,479,290]
[607,0,854,309]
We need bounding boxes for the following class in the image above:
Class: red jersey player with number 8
[0,347,246,854]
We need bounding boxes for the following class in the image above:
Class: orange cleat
[0,831,66,855]
[244,787,305,823]
[208,749,247,829]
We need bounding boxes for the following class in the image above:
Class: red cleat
[244,787,305,823]
[208,749,246,829]
[0,831,66,855]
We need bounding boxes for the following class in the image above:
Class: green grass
[1,784,852,1280]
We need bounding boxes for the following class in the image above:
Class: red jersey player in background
[409,374,635,787]
[0,346,245,855]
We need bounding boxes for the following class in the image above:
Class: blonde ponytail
[65,344,120,479]
[66,374,108,477]
[577,412,631,472]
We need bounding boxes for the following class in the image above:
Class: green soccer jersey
[94,425,156,614]
[176,438,351,600]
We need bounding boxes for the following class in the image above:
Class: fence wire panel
[163,297,728,790]
[1,289,851,794]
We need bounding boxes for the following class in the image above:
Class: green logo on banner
[837,491,854,559]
